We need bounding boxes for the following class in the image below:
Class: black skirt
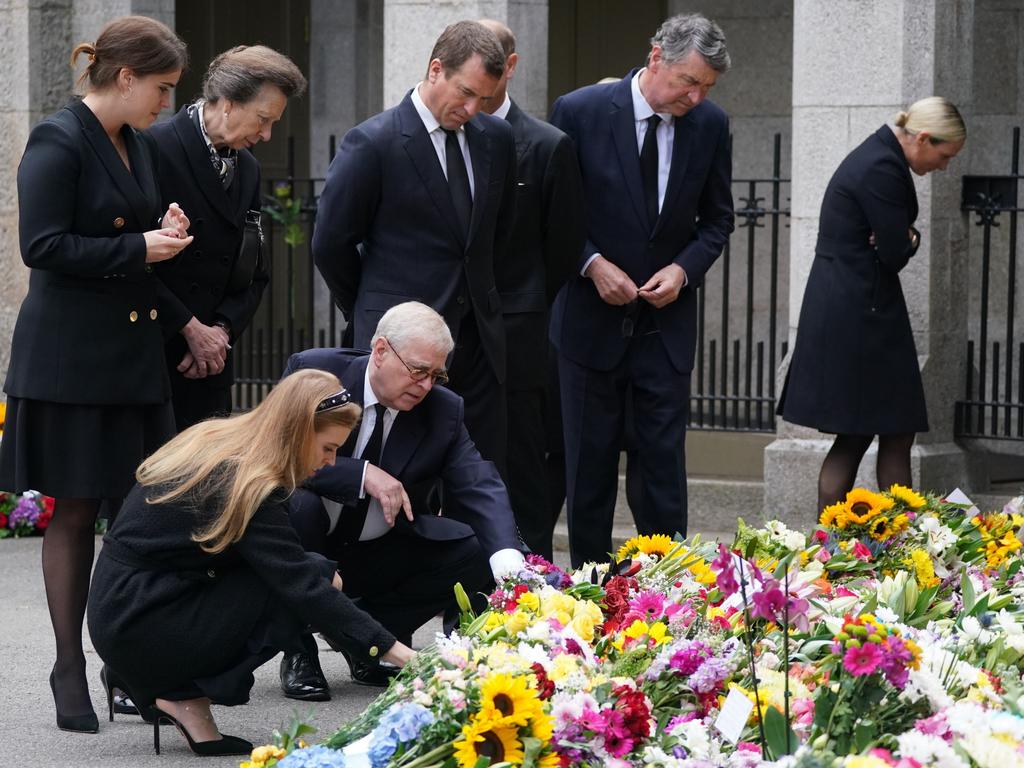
[0,397,175,498]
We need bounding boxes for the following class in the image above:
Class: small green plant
[264,182,306,247]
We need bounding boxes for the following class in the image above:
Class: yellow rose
[570,613,597,643]
[516,591,540,613]
[540,592,576,619]
[504,609,530,636]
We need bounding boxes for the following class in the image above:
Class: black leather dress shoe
[279,651,331,701]
[340,647,400,688]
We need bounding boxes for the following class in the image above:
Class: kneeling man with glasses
[280,301,525,698]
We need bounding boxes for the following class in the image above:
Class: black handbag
[227,209,264,293]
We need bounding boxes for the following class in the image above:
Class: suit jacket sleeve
[440,400,522,557]
[856,156,919,274]
[312,126,380,316]
[548,96,600,273]
[673,114,734,286]
[543,134,587,303]
[235,498,397,664]
[18,120,147,276]
[213,165,269,338]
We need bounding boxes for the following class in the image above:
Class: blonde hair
[894,96,966,144]
[137,369,361,553]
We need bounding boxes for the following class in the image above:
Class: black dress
[0,99,175,498]
[778,125,928,436]
[87,483,397,705]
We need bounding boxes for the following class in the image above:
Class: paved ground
[1,519,733,767]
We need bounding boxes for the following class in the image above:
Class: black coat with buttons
[778,126,927,435]
[88,482,397,704]
[148,106,268,391]
[4,99,172,405]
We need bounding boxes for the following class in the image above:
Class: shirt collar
[631,69,673,125]
[493,93,512,120]
[412,82,443,135]
[363,361,398,419]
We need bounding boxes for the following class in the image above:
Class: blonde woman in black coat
[779,97,965,511]
[0,16,192,734]
[149,46,306,431]
[87,369,414,756]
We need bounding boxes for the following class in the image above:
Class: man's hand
[363,464,413,527]
[638,263,687,308]
[180,317,230,378]
[585,255,639,305]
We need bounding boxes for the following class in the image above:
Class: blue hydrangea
[368,703,435,768]
[277,744,348,768]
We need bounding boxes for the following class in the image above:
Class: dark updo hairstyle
[70,15,188,90]
[202,45,307,104]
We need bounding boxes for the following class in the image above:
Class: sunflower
[844,488,893,524]
[889,513,911,535]
[478,672,543,727]
[616,533,674,560]
[868,515,892,541]
[819,501,847,528]
[453,716,524,768]
[536,752,562,768]
[887,484,927,510]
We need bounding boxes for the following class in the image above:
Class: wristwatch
[213,319,232,340]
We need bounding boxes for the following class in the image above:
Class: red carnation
[36,509,53,531]
[43,496,55,512]
[0,512,7,529]
[612,685,652,738]
[531,663,555,700]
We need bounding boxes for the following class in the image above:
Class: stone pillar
[764,0,983,527]
[383,0,548,115]
[0,1,174,390]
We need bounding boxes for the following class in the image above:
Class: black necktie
[443,128,473,237]
[640,114,661,229]
[340,403,387,543]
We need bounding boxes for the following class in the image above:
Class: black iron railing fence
[232,134,792,435]
[955,127,1023,440]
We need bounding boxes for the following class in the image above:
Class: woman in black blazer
[149,45,306,432]
[0,17,192,733]
[779,97,966,512]
[87,369,414,756]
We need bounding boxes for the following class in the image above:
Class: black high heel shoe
[49,670,99,734]
[152,707,253,756]
[99,665,157,725]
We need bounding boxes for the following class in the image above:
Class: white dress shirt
[493,92,512,120]
[411,83,475,197]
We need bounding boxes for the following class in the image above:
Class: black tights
[43,498,101,717]
[818,433,915,511]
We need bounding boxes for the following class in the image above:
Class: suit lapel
[70,100,154,229]
[609,82,648,231]
[464,119,490,246]
[124,128,159,223]
[655,111,695,237]
[338,356,370,458]
[170,107,237,227]
[398,95,467,248]
[381,406,426,479]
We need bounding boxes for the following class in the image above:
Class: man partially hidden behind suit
[549,14,735,568]
[281,302,525,698]
[478,20,585,560]
[312,21,517,476]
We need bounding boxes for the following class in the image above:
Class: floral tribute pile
[0,490,53,537]
[243,486,1024,768]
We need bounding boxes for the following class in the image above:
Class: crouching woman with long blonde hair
[87,369,414,756]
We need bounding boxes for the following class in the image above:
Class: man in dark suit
[312,21,516,475]
[549,14,735,567]
[478,20,585,560]
[280,302,525,698]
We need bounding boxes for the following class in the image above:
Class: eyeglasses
[386,339,449,385]
[315,388,352,413]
